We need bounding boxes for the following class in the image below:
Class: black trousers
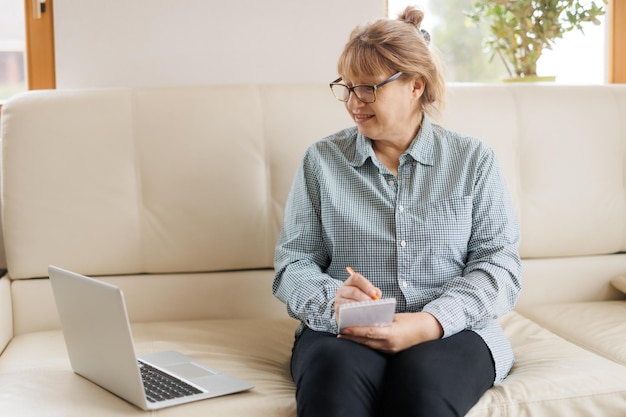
[291,327,495,417]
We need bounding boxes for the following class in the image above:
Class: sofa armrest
[0,275,12,354]
[610,275,626,294]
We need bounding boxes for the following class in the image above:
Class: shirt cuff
[421,297,467,338]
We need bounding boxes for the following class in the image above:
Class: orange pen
[345,266,380,300]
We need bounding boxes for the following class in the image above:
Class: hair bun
[397,5,424,28]
[397,6,429,45]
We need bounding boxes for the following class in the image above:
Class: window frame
[609,0,626,83]
[24,0,56,90]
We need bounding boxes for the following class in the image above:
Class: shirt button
[402,280,408,288]
[400,240,407,247]
[388,180,394,186]
[398,206,404,212]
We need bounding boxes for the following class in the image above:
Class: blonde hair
[337,6,446,119]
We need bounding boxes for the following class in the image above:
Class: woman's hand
[338,312,444,354]
[334,268,381,319]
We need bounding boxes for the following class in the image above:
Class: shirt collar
[350,115,436,168]
[407,115,435,166]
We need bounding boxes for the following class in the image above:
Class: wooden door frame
[24,0,56,90]
[609,0,626,82]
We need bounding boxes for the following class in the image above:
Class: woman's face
[342,72,424,145]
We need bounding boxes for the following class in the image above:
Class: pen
[345,266,380,300]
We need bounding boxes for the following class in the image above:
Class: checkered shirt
[273,116,522,383]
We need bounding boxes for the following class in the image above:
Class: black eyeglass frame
[329,71,404,104]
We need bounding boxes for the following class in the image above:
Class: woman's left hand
[338,311,444,354]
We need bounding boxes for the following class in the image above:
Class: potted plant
[467,0,607,80]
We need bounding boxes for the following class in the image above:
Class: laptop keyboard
[139,361,203,403]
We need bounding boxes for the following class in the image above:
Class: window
[0,0,55,105]
[0,0,26,100]
[387,0,614,83]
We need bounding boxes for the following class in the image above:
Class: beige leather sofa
[0,84,625,416]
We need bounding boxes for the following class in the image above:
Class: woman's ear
[412,77,425,98]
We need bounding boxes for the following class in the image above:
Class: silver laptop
[48,265,253,410]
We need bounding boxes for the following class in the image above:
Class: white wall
[53,0,385,88]
[0,1,384,271]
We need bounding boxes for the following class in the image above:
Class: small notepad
[338,298,396,332]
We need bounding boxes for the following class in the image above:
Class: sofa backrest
[0,85,350,279]
[1,84,626,281]
[441,85,626,259]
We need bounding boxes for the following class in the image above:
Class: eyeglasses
[329,71,404,104]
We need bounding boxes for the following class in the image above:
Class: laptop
[48,265,253,410]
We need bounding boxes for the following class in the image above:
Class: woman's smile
[353,112,375,123]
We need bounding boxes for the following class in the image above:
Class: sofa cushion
[516,254,626,308]
[519,301,626,366]
[468,311,626,416]
[10,271,286,335]
[2,311,626,416]
[442,85,626,259]
[0,86,352,280]
[0,319,299,416]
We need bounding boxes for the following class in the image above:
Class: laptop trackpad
[167,363,217,379]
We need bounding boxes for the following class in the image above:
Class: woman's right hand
[334,268,381,320]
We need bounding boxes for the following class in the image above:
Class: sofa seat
[0,318,299,417]
[468,310,626,417]
[1,308,625,416]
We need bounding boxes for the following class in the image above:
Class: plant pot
[501,75,556,83]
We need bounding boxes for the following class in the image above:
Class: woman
[273,6,521,417]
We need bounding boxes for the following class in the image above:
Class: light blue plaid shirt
[273,116,522,383]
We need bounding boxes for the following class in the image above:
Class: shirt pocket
[414,195,473,259]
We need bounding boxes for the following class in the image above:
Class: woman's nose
[346,91,365,108]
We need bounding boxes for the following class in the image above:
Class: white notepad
[338,298,396,332]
